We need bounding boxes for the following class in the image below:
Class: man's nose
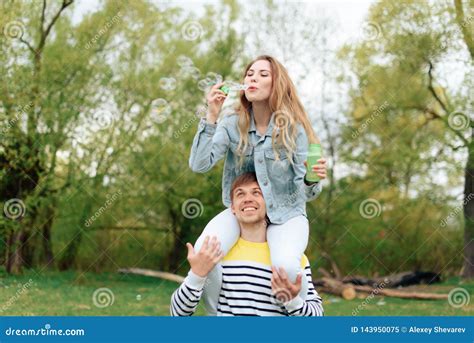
[242,195,255,203]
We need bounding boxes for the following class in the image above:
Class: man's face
[231,181,267,225]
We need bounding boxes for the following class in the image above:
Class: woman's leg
[267,215,309,301]
[193,208,240,315]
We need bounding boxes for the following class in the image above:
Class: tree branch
[427,60,449,114]
[38,0,74,52]
[19,37,36,55]
[40,0,47,33]
[424,108,469,146]
[454,0,474,60]
[423,60,470,146]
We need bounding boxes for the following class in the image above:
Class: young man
[170,172,323,316]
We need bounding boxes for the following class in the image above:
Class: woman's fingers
[211,82,225,90]
[211,89,227,96]
[209,89,226,99]
[209,93,226,104]
[312,164,327,171]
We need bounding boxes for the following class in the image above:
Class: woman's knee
[271,255,301,282]
[195,208,239,253]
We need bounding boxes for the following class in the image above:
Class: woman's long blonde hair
[235,55,319,164]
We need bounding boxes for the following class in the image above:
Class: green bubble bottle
[219,82,248,95]
[306,143,322,182]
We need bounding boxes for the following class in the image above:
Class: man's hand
[271,266,302,303]
[186,236,224,277]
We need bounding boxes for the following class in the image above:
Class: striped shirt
[170,238,323,316]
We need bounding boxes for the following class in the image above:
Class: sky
[73,0,374,33]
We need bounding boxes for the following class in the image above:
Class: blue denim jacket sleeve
[294,125,322,202]
[189,117,231,173]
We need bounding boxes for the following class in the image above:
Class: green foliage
[0,0,470,279]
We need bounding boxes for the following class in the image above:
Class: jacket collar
[248,107,277,137]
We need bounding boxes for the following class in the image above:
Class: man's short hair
[230,172,259,202]
[230,172,270,226]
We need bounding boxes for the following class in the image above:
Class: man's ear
[231,203,236,215]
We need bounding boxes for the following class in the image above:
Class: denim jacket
[189,110,322,224]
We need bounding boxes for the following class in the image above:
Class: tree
[338,0,471,277]
[0,0,243,273]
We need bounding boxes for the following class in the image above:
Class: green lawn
[0,269,473,316]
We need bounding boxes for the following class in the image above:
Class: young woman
[188,55,327,314]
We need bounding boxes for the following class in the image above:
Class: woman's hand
[206,82,227,124]
[186,236,224,277]
[304,158,327,180]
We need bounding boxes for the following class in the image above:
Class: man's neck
[239,220,267,243]
[252,102,272,135]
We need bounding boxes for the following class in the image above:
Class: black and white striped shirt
[171,238,323,316]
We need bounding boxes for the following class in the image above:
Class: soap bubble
[197,79,209,91]
[181,66,201,80]
[159,77,177,91]
[150,98,171,123]
[177,55,193,68]
[205,72,222,85]
[188,67,201,80]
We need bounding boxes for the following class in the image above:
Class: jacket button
[263,181,268,186]
[258,159,263,163]
[269,204,273,209]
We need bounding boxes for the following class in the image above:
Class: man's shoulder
[222,239,311,269]
[301,254,309,268]
[223,240,271,266]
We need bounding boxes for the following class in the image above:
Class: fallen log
[318,277,356,300]
[118,268,184,283]
[353,284,448,300]
[342,271,441,288]
[315,276,449,300]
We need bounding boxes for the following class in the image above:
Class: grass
[0,269,473,316]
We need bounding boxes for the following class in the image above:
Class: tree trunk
[40,208,55,268]
[20,230,33,268]
[58,201,92,271]
[168,226,184,272]
[58,228,83,271]
[5,230,26,274]
[462,132,474,279]
[165,206,185,272]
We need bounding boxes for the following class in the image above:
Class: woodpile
[313,252,448,300]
